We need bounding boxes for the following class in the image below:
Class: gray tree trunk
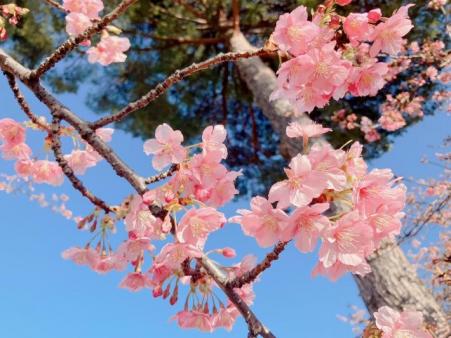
[229,31,449,337]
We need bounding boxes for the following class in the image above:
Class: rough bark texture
[354,241,450,337]
[229,31,450,337]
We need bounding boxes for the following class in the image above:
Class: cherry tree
[0,1,448,337]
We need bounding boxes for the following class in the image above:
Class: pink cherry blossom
[307,43,351,93]
[344,13,372,43]
[368,9,382,23]
[343,142,367,180]
[312,259,371,281]
[286,121,331,145]
[203,171,241,208]
[117,238,155,262]
[212,307,238,331]
[87,35,131,66]
[349,62,388,96]
[284,83,331,114]
[370,5,414,57]
[124,195,165,239]
[319,211,373,269]
[143,123,186,171]
[173,310,213,332]
[154,243,202,270]
[379,110,406,131]
[269,154,326,209]
[15,159,34,178]
[0,142,32,160]
[62,0,104,19]
[65,12,91,37]
[283,203,330,253]
[31,160,64,186]
[119,272,151,292]
[202,125,227,159]
[374,306,432,338]
[274,55,316,89]
[64,150,98,175]
[0,118,25,146]
[189,152,227,189]
[177,207,226,248]
[234,196,289,247]
[91,254,127,274]
[272,6,321,56]
[355,168,406,217]
[62,247,98,266]
[308,143,347,191]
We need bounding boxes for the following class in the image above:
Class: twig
[198,256,276,338]
[226,241,288,289]
[90,48,273,129]
[49,117,111,212]
[30,0,138,79]
[43,0,67,12]
[144,164,179,185]
[3,71,50,131]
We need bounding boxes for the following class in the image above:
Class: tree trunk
[229,31,450,337]
[229,31,317,158]
[354,241,450,337]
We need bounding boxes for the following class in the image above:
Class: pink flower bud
[221,247,236,258]
[368,9,382,23]
[335,0,352,6]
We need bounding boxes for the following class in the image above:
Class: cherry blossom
[62,0,104,19]
[286,121,331,146]
[177,207,226,248]
[374,306,432,338]
[87,35,131,66]
[233,196,289,247]
[370,5,414,57]
[119,272,151,292]
[202,125,227,159]
[143,123,186,170]
[31,160,64,186]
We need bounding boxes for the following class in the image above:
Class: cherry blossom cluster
[58,120,407,333]
[63,0,131,65]
[0,118,113,186]
[233,123,406,280]
[0,3,29,41]
[270,1,414,113]
[371,306,432,338]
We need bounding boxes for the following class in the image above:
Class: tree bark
[229,31,450,337]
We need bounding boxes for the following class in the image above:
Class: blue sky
[0,72,448,338]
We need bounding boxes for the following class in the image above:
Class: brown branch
[0,47,277,338]
[144,164,179,185]
[232,0,241,32]
[49,117,111,212]
[226,241,288,289]
[3,71,50,131]
[43,0,67,12]
[91,48,274,129]
[30,0,138,79]
[174,0,205,19]
[198,256,276,338]
[152,35,225,45]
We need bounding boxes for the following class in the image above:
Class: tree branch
[49,117,112,212]
[90,48,273,129]
[30,0,138,79]
[227,241,288,289]
[144,164,179,185]
[43,0,67,12]
[198,256,276,338]
[3,71,50,131]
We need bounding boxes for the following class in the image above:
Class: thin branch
[174,0,205,19]
[49,117,112,212]
[3,71,50,131]
[91,48,273,129]
[144,164,179,185]
[152,35,225,45]
[30,0,138,79]
[198,256,276,338]
[232,0,241,31]
[43,0,67,12]
[226,241,288,289]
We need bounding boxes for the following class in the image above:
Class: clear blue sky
[0,72,448,338]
